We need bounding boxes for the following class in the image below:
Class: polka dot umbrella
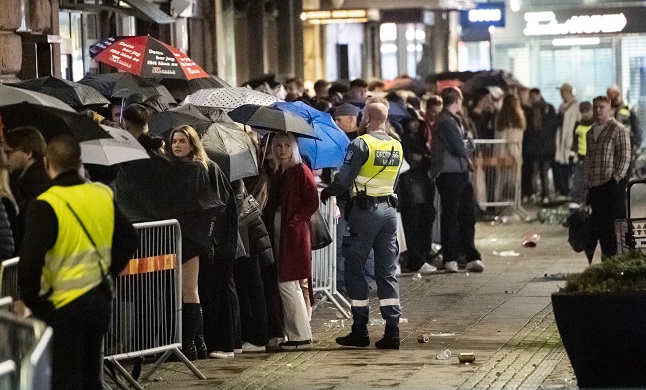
[184,87,280,110]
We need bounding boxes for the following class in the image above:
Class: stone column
[0,0,23,82]
[247,0,266,78]
[276,0,304,79]
[214,0,237,85]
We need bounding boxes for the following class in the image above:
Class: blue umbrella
[273,101,351,169]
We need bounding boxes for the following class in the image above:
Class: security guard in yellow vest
[321,102,403,349]
[607,85,642,153]
[18,135,138,390]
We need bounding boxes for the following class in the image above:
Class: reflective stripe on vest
[353,134,403,197]
[38,182,115,309]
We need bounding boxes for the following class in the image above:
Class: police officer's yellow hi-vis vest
[353,134,403,197]
[37,182,115,309]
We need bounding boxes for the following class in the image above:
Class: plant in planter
[552,251,646,389]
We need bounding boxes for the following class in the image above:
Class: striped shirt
[584,119,631,188]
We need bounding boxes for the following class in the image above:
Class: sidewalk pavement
[130,215,587,390]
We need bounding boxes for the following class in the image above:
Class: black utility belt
[353,193,397,209]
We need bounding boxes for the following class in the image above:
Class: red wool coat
[275,163,319,282]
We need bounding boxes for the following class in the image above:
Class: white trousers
[278,280,312,342]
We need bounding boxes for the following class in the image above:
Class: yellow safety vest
[352,134,403,197]
[574,123,591,156]
[38,182,115,309]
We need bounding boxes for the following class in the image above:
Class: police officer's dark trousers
[47,286,111,390]
[343,199,400,327]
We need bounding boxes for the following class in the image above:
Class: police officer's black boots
[195,305,208,359]
[336,324,370,347]
[181,303,198,360]
[375,325,400,349]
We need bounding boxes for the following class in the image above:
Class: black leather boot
[336,324,370,347]
[375,325,400,350]
[194,305,208,359]
[181,303,198,360]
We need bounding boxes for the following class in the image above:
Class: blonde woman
[494,94,527,203]
[265,131,319,350]
[0,148,16,259]
[167,125,241,360]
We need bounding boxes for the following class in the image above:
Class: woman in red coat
[266,131,319,350]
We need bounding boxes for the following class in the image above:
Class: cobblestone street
[126,213,589,390]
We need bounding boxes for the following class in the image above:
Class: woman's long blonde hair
[166,125,209,169]
[0,150,17,213]
[271,131,302,172]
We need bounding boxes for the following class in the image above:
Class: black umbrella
[462,70,523,97]
[148,104,213,136]
[12,76,111,108]
[155,75,230,102]
[78,73,175,104]
[227,104,318,139]
[0,102,111,142]
[240,73,280,89]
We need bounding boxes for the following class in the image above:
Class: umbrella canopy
[461,70,523,97]
[0,102,111,142]
[12,76,110,108]
[90,35,209,80]
[80,125,149,165]
[0,84,76,112]
[156,75,230,101]
[78,72,176,104]
[227,104,318,139]
[148,104,213,135]
[273,101,350,169]
[201,122,259,182]
[185,87,279,109]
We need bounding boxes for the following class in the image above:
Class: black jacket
[18,171,138,319]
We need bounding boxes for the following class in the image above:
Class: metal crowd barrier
[0,310,53,390]
[104,219,204,390]
[472,139,526,217]
[311,196,351,318]
[0,257,19,302]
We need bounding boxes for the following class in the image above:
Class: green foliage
[562,251,646,293]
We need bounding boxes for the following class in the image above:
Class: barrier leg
[103,360,130,390]
[170,347,206,380]
[138,350,173,382]
[105,358,144,390]
[324,291,350,318]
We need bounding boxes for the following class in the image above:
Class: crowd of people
[3,72,640,388]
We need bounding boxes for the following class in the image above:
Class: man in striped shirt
[584,95,631,259]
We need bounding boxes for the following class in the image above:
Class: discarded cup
[458,353,476,363]
[523,233,541,247]
[435,348,452,360]
[493,250,520,257]
[417,334,430,343]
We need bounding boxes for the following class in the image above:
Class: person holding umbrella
[320,102,404,349]
[264,131,319,350]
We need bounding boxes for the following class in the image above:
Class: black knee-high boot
[182,303,198,360]
[194,304,207,359]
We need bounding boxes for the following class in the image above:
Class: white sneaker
[445,261,459,273]
[208,351,234,359]
[267,337,285,348]
[234,348,243,354]
[429,255,444,270]
[418,263,438,274]
[242,342,266,352]
[395,263,402,276]
[465,260,484,273]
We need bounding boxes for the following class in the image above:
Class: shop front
[491,5,646,114]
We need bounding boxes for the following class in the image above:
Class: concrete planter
[552,291,646,389]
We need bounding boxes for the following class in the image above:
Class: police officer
[18,135,138,390]
[607,85,642,154]
[321,102,403,349]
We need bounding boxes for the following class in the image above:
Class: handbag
[236,192,262,227]
[310,209,333,250]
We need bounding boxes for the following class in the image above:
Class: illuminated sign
[300,9,379,24]
[524,12,627,36]
[460,2,505,29]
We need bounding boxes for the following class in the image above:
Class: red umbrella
[89,35,209,80]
